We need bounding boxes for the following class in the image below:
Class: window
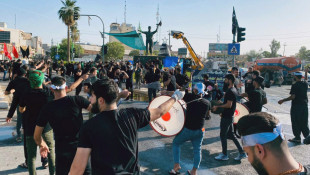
[0,31,10,43]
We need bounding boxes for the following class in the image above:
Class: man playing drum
[212,74,247,161]
[169,83,211,175]
[68,79,184,174]
[240,76,267,113]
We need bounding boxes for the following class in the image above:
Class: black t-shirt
[19,88,53,136]
[290,81,308,105]
[60,66,66,76]
[12,62,21,74]
[126,69,134,84]
[222,87,238,118]
[183,93,210,130]
[37,96,90,141]
[78,108,150,175]
[175,74,189,88]
[5,76,31,98]
[163,73,176,91]
[248,88,266,113]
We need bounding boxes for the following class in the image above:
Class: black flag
[20,46,26,58]
[232,7,238,35]
[26,46,30,58]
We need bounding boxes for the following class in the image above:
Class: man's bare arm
[69,148,91,175]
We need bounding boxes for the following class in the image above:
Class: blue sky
[0,0,310,56]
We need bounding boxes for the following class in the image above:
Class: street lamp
[80,14,105,62]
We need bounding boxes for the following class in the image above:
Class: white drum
[233,102,250,124]
[149,96,185,137]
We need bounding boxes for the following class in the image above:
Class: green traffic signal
[237,27,246,42]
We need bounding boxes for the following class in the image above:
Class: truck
[253,57,301,85]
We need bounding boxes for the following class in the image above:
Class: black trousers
[148,88,156,102]
[220,117,243,155]
[55,141,91,175]
[291,104,310,139]
[126,82,133,100]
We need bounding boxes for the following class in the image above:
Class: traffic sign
[55,54,60,60]
[228,43,240,55]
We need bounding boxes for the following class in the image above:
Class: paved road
[0,79,309,174]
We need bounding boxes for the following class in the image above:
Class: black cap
[253,76,265,85]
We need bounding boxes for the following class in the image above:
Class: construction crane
[171,31,204,70]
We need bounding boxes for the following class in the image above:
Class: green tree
[129,50,140,56]
[51,38,84,61]
[262,51,271,58]
[297,46,310,60]
[58,0,80,61]
[105,42,125,61]
[245,50,262,61]
[269,39,281,57]
[71,23,80,42]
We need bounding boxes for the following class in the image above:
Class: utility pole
[283,42,286,56]
[168,30,171,46]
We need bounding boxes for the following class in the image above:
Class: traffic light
[237,27,246,42]
[73,11,79,20]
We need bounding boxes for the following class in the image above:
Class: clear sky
[0,0,310,56]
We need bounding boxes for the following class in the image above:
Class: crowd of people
[2,58,310,175]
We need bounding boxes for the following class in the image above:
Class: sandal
[168,169,180,175]
[19,162,28,169]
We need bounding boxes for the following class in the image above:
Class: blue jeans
[3,70,7,80]
[173,128,205,169]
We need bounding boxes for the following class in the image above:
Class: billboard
[209,43,228,53]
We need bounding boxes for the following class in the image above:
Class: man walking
[69,79,184,174]
[169,83,211,175]
[212,74,247,161]
[278,71,310,144]
[34,75,91,175]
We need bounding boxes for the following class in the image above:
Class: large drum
[210,100,224,114]
[233,102,250,124]
[149,96,186,137]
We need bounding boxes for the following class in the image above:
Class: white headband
[51,83,67,90]
[241,124,285,147]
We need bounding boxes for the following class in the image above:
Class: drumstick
[182,98,203,105]
[240,97,268,110]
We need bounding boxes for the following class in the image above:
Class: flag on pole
[232,7,238,35]
[3,43,12,60]
[12,46,19,58]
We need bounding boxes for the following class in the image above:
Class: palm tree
[71,23,80,42]
[58,0,80,61]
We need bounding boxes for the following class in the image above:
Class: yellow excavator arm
[171,31,204,70]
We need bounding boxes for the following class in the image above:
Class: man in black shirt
[163,68,177,92]
[175,67,189,90]
[203,74,214,101]
[237,112,310,175]
[170,83,210,175]
[73,63,83,96]
[125,63,134,101]
[278,71,310,144]
[60,62,66,77]
[5,68,30,140]
[212,74,246,161]
[69,79,184,175]
[241,76,267,113]
[34,76,91,175]
[19,70,55,175]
